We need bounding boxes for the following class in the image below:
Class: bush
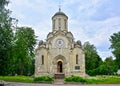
[64,76,86,83]
[34,76,54,82]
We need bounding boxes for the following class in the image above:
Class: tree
[0,0,36,76]
[13,27,36,75]
[0,0,15,75]
[83,41,102,73]
[104,57,118,74]
[110,31,120,68]
[96,57,118,75]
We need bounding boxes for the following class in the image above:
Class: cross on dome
[59,3,61,12]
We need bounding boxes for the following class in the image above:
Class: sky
[8,0,120,60]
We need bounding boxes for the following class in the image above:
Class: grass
[0,75,120,84]
[86,75,120,84]
[0,76,54,83]
[0,76,34,83]
[64,75,120,84]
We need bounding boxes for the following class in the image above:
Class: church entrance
[57,61,63,73]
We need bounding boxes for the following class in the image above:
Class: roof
[52,11,68,19]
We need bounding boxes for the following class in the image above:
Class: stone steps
[54,79,64,85]
[54,74,65,79]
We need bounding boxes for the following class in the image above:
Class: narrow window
[64,19,67,29]
[58,18,61,28]
[76,55,78,64]
[53,20,55,30]
[42,55,44,65]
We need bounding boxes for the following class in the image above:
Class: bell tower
[52,8,68,32]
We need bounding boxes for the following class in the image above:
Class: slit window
[53,20,55,29]
[42,55,44,65]
[58,18,61,28]
[76,55,78,64]
[64,19,67,29]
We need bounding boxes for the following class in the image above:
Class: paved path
[54,79,64,84]
[6,82,120,86]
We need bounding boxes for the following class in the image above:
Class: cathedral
[35,9,85,78]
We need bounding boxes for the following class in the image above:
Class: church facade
[35,10,85,78]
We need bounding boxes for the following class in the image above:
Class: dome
[52,11,68,19]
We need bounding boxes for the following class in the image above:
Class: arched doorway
[52,55,67,74]
[57,61,63,73]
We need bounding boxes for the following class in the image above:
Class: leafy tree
[0,0,15,75]
[104,57,118,74]
[88,57,118,76]
[110,31,120,68]
[83,41,102,73]
[13,27,36,75]
[0,0,36,76]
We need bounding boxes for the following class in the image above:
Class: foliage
[110,31,120,68]
[83,41,118,76]
[104,57,118,74]
[83,41,102,73]
[13,27,36,75]
[64,76,86,83]
[87,57,118,76]
[0,0,16,75]
[0,76,34,83]
[34,76,54,82]
[0,0,37,76]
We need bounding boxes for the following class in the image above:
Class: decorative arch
[52,55,67,65]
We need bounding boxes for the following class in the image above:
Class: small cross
[59,3,62,12]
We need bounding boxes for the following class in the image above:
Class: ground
[6,82,120,86]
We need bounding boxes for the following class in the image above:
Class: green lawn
[0,75,120,84]
[0,76,34,83]
[86,75,120,84]
[0,76,53,83]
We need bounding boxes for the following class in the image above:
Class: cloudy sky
[8,0,120,60]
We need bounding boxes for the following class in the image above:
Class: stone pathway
[54,79,64,85]
[4,82,120,86]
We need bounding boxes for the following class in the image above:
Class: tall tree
[14,27,36,75]
[110,31,120,68]
[0,0,15,75]
[83,41,102,73]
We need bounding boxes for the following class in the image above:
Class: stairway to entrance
[54,73,65,79]
[54,79,64,85]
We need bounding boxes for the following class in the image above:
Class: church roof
[52,11,68,19]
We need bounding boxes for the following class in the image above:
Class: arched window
[42,55,44,65]
[76,55,78,64]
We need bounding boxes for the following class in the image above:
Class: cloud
[98,50,114,60]
[90,17,120,46]
[8,0,120,60]
[69,16,120,59]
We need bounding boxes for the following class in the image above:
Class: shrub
[64,76,86,83]
[34,76,54,82]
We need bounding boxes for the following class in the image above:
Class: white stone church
[35,9,85,78]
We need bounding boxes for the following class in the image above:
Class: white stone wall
[35,10,85,78]
[52,15,68,32]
